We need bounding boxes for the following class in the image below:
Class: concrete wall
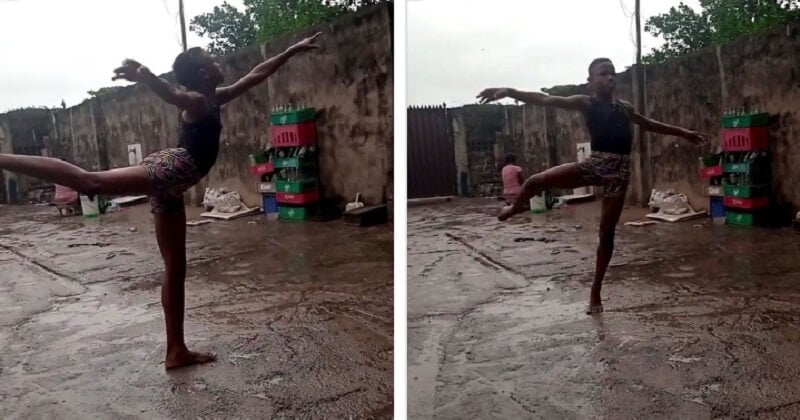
[0,109,56,202]
[453,22,800,209]
[2,3,393,208]
[450,105,506,197]
[0,121,10,202]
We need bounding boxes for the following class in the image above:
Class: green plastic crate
[726,211,757,226]
[249,153,267,165]
[723,162,769,173]
[279,205,315,220]
[723,184,768,198]
[276,179,317,193]
[722,113,769,128]
[274,156,317,168]
[270,108,316,126]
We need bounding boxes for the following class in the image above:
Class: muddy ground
[0,203,392,419]
[408,198,800,420]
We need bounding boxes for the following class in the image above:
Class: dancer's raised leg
[0,154,151,196]
[498,162,587,221]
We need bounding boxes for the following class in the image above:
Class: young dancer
[477,58,707,314]
[501,153,523,205]
[0,32,322,369]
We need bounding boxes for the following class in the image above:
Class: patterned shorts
[141,148,202,214]
[578,152,631,198]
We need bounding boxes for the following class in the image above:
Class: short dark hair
[173,47,211,90]
[588,57,612,75]
[505,153,517,164]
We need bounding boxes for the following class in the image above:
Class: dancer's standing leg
[154,205,216,369]
[589,193,626,314]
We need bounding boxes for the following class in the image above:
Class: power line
[161,0,184,49]
[620,0,638,54]
[619,0,632,18]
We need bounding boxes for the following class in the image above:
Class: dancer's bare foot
[497,204,523,221]
[165,349,217,370]
[586,302,604,315]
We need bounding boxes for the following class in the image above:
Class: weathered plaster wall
[0,121,11,202]
[2,4,393,208]
[449,105,506,196]
[0,109,55,200]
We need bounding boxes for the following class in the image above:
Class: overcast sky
[2,0,703,112]
[407,0,701,106]
[0,0,244,112]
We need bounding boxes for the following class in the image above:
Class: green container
[276,179,317,193]
[249,153,267,165]
[279,205,315,220]
[701,152,724,168]
[723,184,768,198]
[723,162,768,173]
[274,156,317,168]
[722,113,769,128]
[726,211,757,226]
[270,108,316,126]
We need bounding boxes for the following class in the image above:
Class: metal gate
[407,105,457,199]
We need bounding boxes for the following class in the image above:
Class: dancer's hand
[684,130,709,146]
[477,88,511,104]
[291,32,322,53]
[112,59,149,83]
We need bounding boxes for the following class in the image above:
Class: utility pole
[633,0,648,205]
[635,0,642,68]
[179,0,188,52]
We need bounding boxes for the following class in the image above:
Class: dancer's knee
[76,172,103,195]
[164,265,187,282]
[162,257,187,283]
[598,229,616,248]
[521,175,543,195]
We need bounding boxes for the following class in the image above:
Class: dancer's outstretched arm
[477,88,591,111]
[112,59,209,118]
[618,100,707,145]
[216,32,322,105]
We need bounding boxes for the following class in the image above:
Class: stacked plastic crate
[699,153,724,224]
[270,107,320,220]
[721,111,771,226]
[250,150,278,217]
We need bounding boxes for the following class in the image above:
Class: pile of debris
[645,189,706,223]
[201,188,261,220]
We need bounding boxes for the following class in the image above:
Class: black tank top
[177,104,222,176]
[584,98,633,155]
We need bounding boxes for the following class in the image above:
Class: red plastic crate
[270,121,317,147]
[699,165,723,178]
[722,127,769,152]
[724,196,769,210]
[276,190,320,205]
[250,162,275,176]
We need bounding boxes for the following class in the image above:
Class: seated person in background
[53,183,79,205]
[501,153,523,205]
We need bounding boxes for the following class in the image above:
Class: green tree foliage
[644,0,800,63]
[190,3,259,56]
[191,0,387,56]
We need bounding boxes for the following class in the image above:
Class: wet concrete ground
[0,203,392,419]
[408,198,800,420]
